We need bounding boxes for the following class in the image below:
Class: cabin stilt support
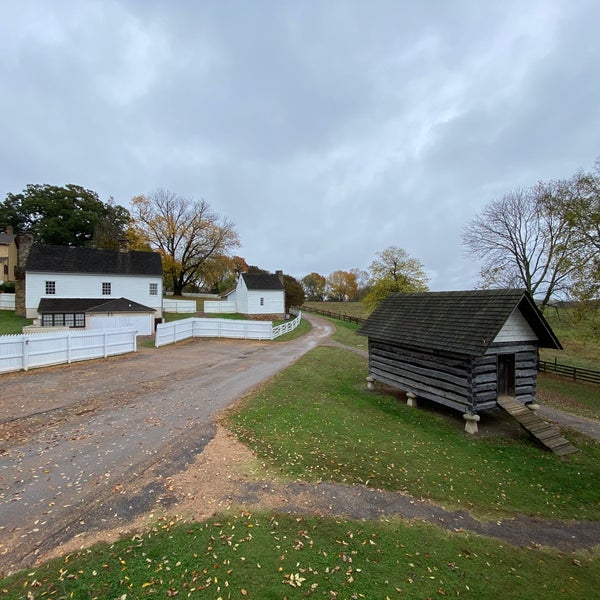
[463,413,480,434]
[366,376,375,390]
[526,402,540,416]
[406,392,418,407]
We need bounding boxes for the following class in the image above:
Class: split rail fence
[301,305,366,325]
[538,360,600,385]
[0,328,137,374]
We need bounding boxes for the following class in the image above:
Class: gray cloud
[1,0,598,289]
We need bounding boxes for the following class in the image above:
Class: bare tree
[463,183,582,309]
[131,190,239,295]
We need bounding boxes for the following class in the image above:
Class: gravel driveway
[0,316,334,574]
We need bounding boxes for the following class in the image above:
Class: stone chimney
[14,233,34,317]
[276,270,284,285]
[5,225,13,236]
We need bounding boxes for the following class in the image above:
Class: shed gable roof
[241,272,284,291]
[357,289,561,356]
[26,245,162,276]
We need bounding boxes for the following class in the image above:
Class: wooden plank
[497,396,578,455]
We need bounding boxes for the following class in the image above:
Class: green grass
[226,346,600,521]
[540,306,600,370]
[538,374,600,419]
[303,300,369,319]
[0,310,32,334]
[2,512,598,599]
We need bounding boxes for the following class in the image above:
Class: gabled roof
[38,297,153,313]
[26,245,162,276]
[357,289,562,356]
[86,297,154,313]
[241,272,284,291]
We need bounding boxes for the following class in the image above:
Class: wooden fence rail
[538,360,600,385]
[301,305,366,325]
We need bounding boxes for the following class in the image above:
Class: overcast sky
[1,1,598,290]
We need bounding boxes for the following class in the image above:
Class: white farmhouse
[224,271,285,319]
[23,244,163,335]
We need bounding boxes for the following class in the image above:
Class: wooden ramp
[497,396,578,456]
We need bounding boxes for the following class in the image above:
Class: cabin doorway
[497,354,516,397]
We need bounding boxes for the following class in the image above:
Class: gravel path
[0,316,333,575]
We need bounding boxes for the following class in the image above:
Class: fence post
[22,336,29,371]
[67,332,72,363]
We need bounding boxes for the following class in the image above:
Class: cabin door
[497,354,516,397]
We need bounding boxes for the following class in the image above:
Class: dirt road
[0,316,334,574]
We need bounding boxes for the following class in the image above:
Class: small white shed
[224,272,285,319]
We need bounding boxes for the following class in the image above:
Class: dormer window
[45,281,56,295]
[102,282,111,295]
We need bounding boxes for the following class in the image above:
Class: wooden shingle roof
[241,272,284,291]
[357,289,561,356]
[26,245,162,276]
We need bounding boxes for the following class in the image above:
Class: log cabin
[357,289,562,431]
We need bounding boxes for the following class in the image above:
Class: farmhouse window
[149,283,158,296]
[41,312,85,328]
[260,297,264,306]
[102,282,111,295]
[45,281,56,295]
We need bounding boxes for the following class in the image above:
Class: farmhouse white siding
[25,272,162,319]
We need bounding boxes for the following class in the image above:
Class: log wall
[368,341,474,412]
[368,340,539,413]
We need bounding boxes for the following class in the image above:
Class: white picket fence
[162,298,197,313]
[0,293,16,310]
[155,311,302,347]
[0,328,137,373]
[203,300,237,313]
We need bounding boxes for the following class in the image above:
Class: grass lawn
[538,374,600,420]
[2,511,598,599]
[0,310,32,334]
[226,346,600,522]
